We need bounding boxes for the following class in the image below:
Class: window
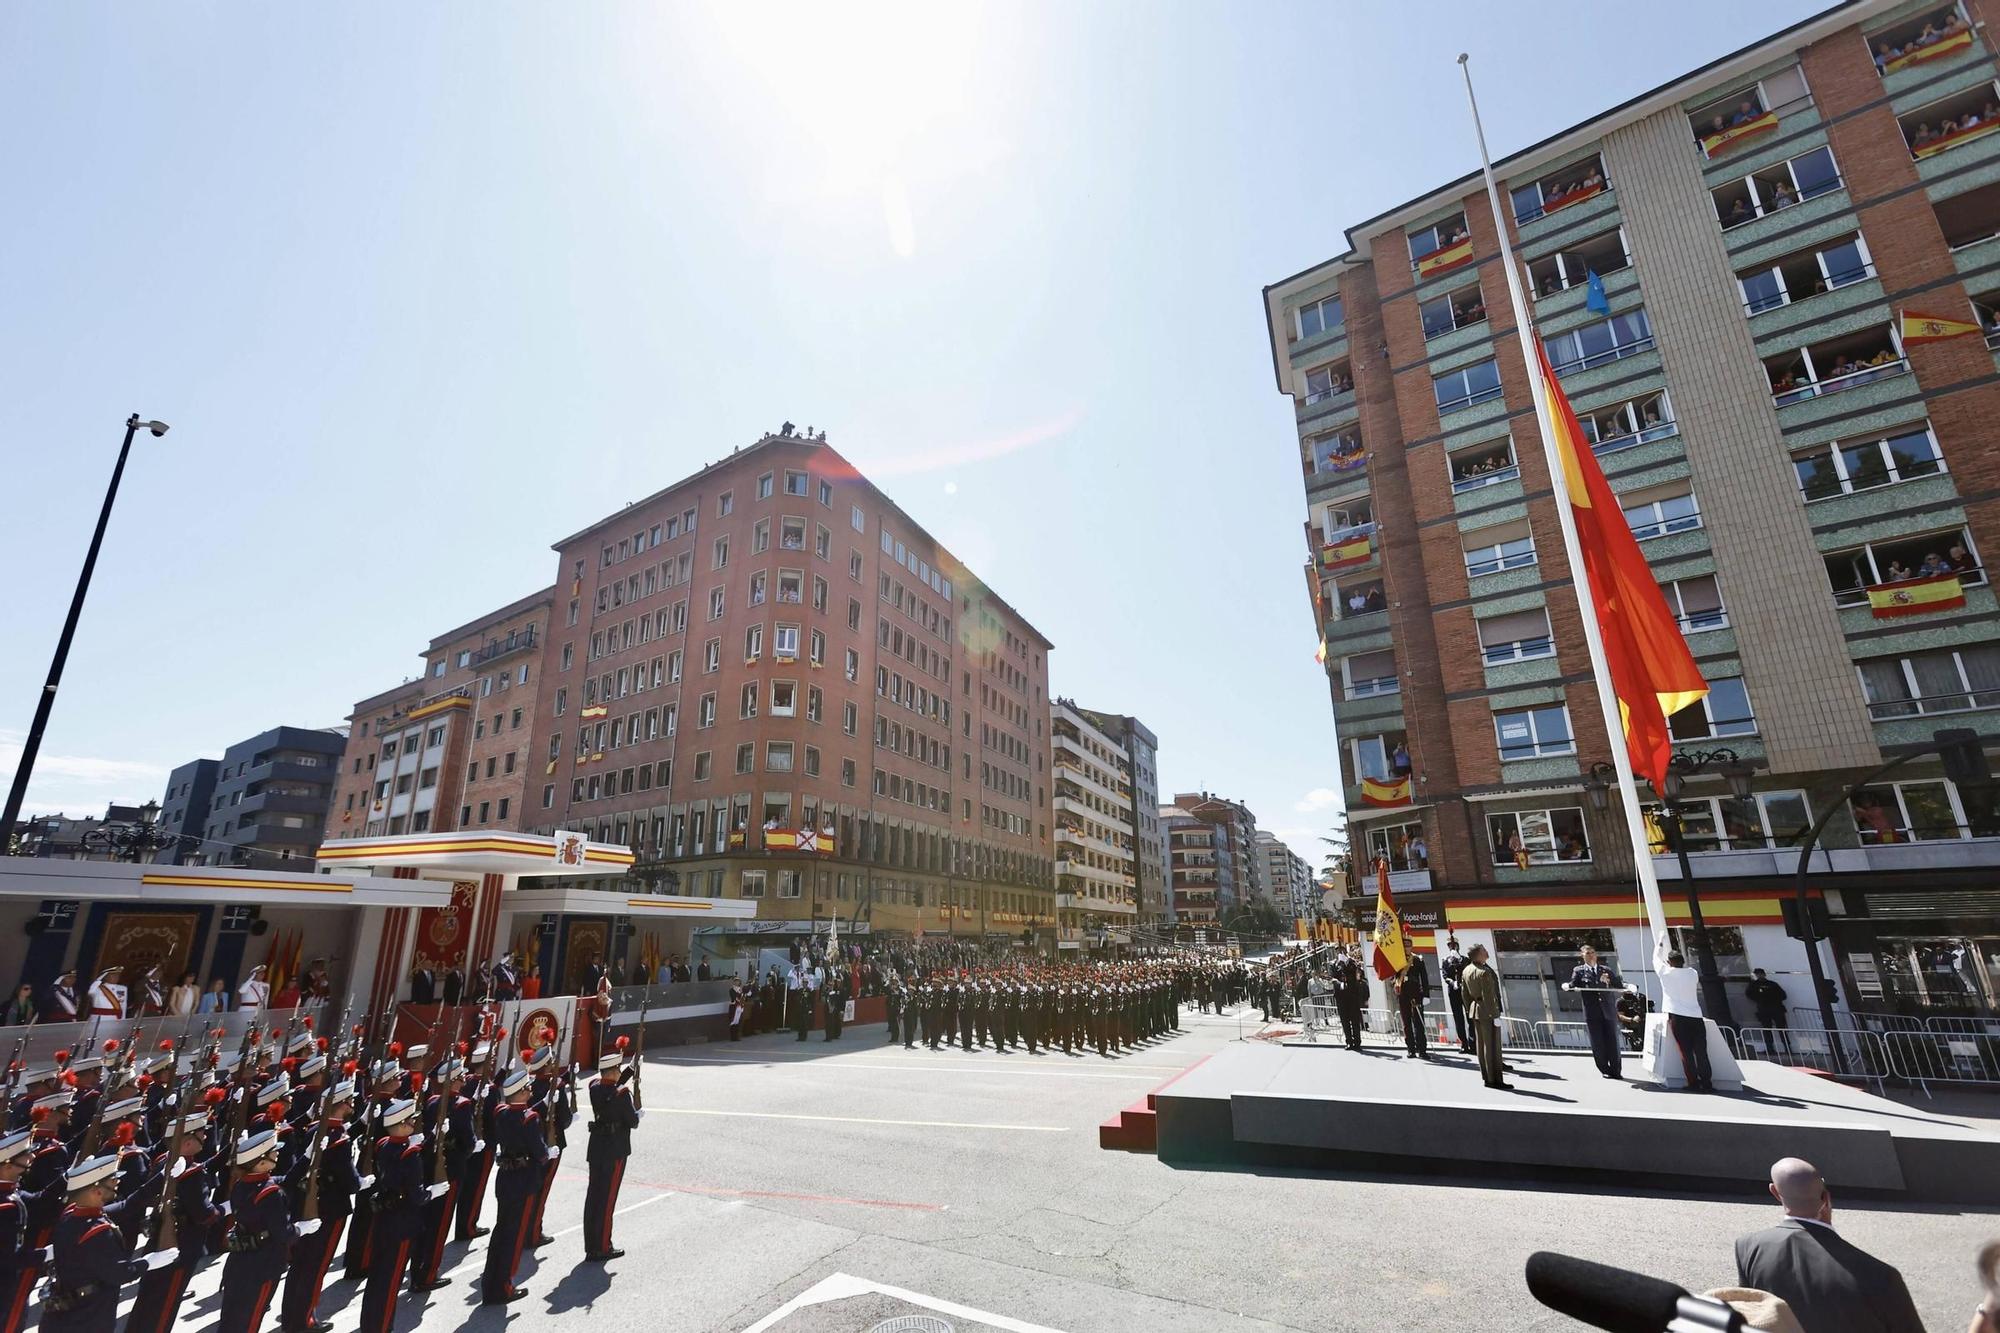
[1477,609,1555,664]
[1857,645,2000,719]
[767,742,795,773]
[1668,676,1757,740]
[1822,528,1983,605]
[843,701,858,735]
[1792,423,1944,501]
[805,745,821,776]
[1578,391,1675,456]
[697,693,716,728]
[757,472,775,500]
[1528,228,1632,298]
[1433,358,1502,414]
[1510,154,1609,223]
[1303,359,1352,405]
[1447,436,1518,492]
[851,504,866,532]
[1899,80,2000,159]
[777,570,803,604]
[1351,731,1411,782]
[1463,522,1536,577]
[718,491,734,516]
[774,624,800,660]
[1647,791,1810,851]
[777,869,802,898]
[845,649,860,681]
[1343,649,1398,700]
[1738,235,1874,314]
[1850,778,1974,843]
[807,686,822,722]
[815,526,830,560]
[713,537,729,569]
[709,587,725,619]
[818,479,833,506]
[752,520,770,554]
[1419,284,1488,340]
[1489,807,1591,865]
[1665,574,1728,633]
[740,682,759,718]
[842,758,857,786]
[1494,705,1574,760]
[741,869,766,897]
[1307,430,1365,476]
[784,470,809,497]
[809,629,825,665]
[1712,145,1841,227]
[1366,819,1429,871]
[1407,213,1470,270]
[772,680,798,717]
[1546,310,1653,375]
[745,624,764,661]
[749,571,767,605]
[1621,486,1702,541]
[693,751,712,781]
[1689,64,1809,151]
[736,742,755,774]
[542,784,555,809]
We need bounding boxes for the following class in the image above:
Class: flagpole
[1456,54,1673,956]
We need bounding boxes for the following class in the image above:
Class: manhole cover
[867,1319,954,1333]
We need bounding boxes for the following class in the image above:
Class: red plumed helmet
[203,1087,227,1106]
[60,1071,77,1088]
[301,1017,313,1032]
[615,1036,631,1052]
[409,1073,426,1094]
[5,1062,19,1077]
[102,1040,120,1055]
[30,1107,47,1125]
[281,1057,298,1073]
[455,1041,469,1057]
[341,1060,358,1075]
[135,1074,153,1091]
[494,1027,508,1041]
[265,1104,286,1124]
[52,1049,70,1068]
[110,1123,135,1148]
[211,1028,227,1040]
[156,1039,175,1053]
[387,1042,404,1058]
[315,1038,329,1053]
[351,1023,364,1036]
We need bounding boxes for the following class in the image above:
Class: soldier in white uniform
[237,964,270,1018]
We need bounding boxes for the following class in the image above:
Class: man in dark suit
[409,966,436,1005]
[1734,1157,1925,1333]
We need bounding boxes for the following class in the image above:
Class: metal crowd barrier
[1785,1005,1924,1034]
[1729,1025,1888,1094]
[0,1004,330,1072]
[1880,1027,2000,1094]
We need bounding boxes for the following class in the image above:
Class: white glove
[38,1247,51,1265]
[632,1110,643,1122]
[406,1134,424,1149]
[356,1174,376,1191]
[168,1157,187,1179]
[219,1201,231,1216]
[292,1218,321,1237]
[426,1182,449,1199]
[470,1139,485,1154]
[142,1248,179,1271]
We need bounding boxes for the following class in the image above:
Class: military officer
[900,978,920,1049]
[479,1070,544,1305]
[1562,944,1626,1079]
[218,1127,305,1333]
[583,1039,640,1262]
[42,1152,174,1333]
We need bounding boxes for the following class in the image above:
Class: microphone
[1526,1252,1743,1332]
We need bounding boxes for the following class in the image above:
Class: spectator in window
[1728,196,1753,224]
[1408,833,1428,867]
[1559,832,1588,861]
[1707,114,1730,141]
[1770,179,1796,208]
[1734,99,1763,126]
[1920,551,1954,577]
[1364,588,1386,612]
[1347,590,1370,616]
[1885,558,1916,583]
[1915,122,1940,147]
[1948,544,1976,573]
[1391,742,1412,776]
[1852,794,1899,844]
[1582,166,1605,192]
[1875,42,1899,70]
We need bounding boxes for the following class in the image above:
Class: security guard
[43,1152,173,1333]
[479,1070,544,1305]
[583,1039,640,1262]
[219,1127,304,1333]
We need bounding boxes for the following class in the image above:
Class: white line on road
[548,1186,672,1239]
[644,1106,1068,1132]
[665,1053,1160,1081]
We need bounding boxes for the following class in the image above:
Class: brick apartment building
[521,429,1057,951]
[1163,793,1260,927]
[1265,0,2000,1022]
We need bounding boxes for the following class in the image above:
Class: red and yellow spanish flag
[1883,25,1973,72]
[1867,572,1965,618]
[1360,775,1411,807]
[1416,237,1474,279]
[1534,337,1708,792]
[1314,635,1327,666]
[1701,110,1778,158]
[1369,858,1411,980]
[1900,309,1983,345]
[580,704,608,719]
[1320,535,1371,570]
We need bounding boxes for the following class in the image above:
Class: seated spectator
[1885,558,1916,582]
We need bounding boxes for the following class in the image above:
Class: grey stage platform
[1151,1042,2000,1203]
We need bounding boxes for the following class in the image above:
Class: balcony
[1874,10,1982,91]
[1387,867,1433,894]
[1902,87,2000,166]
[1766,328,1909,408]
[471,626,539,667]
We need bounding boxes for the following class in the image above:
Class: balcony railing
[471,627,539,666]
[1550,333,1655,377]
[1773,358,1910,405]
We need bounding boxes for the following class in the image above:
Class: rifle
[542,1009,569,1149]
[150,1035,190,1252]
[219,1020,261,1175]
[355,1007,391,1175]
[629,988,647,1109]
[423,1007,447,1186]
[1,1035,25,1113]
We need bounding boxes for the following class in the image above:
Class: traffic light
[1780,897,1830,941]
[1935,728,1991,788]
[1818,976,1840,1008]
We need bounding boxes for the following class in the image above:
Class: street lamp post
[1584,748,1759,1025]
[80,801,185,864]
[0,415,170,854]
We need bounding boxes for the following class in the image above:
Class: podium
[1640,1013,1744,1091]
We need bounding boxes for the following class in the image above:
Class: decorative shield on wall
[560,920,609,994]
[95,911,197,985]
[412,880,477,973]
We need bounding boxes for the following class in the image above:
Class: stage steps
[1098,1054,1212,1154]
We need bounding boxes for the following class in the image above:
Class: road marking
[671,1047,1195,1072]
[744,1272,1068,1333]
[553,1167,946,1212]
[665,1053,1159,1081]
[548,1187,670,1239]
[644,1106,1067,1132]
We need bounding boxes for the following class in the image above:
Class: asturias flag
[1534,337,1708,792]
[1369,857,1411,980]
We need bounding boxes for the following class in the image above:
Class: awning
[0,858,444,909]
[315,829,635,877]
[505,884,759,922]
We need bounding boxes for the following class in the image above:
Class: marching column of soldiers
[881,957,1244,1058]
[0,998,645,1333]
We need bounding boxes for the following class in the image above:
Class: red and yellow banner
[1701,110,1778,158]
[1369,859,1410,980]
[580,704,608,719]
[1913,118,2000,159]
[1882,27,1974,74]
[1867,573,1965,618]
[1320,536,1372,571]
[1535,337,1708,791]
[1542,181,1605,216]
[1900,309,1983,344]
[1415,237,1474,278]
[1360,775,1411,807]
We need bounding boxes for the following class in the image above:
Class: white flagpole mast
[1456,54,1673,955]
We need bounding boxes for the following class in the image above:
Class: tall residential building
[1050,699,1139,950]
[1162,803,1218,925]
[1166,793,1260,924]
[522,429,1057,948]
[1257,829,1316,922]
[155,758,219,863]
[1264,0,2000,1023]
[321,589,555,842]
[190,727,347,867]
[1074,706,1167,924]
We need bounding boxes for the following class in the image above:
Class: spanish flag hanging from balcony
[580,704,608,720]
[1700,110,1778,158]
[1360,775,1411,807]
[1899,309,1983,344]
[1416,237,1474,279]
[1320,535,1371,571]
[1534,337,1708,791]
[1867,572,1966,617]
[1369,858,1410,980]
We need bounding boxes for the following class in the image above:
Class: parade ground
[134,1006,1998,1332]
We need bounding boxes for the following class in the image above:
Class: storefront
[1826,884,2000,1018]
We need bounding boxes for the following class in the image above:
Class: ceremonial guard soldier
[340,1058,403,1283]
[1332,948,1367,1050]
[0,1131,41,1333]
[408,1056,470,1293]
[479,1070,543,1305]
[524,1047,572,1250]
[900,978,920,1049]
[824,966,847,1042]
[42,1152,174,1333]
[356,1098,427,1333]
[954,976,972,1051]
[125,1110,217,1333]
[884,977,903,1046]
[23,1089,76,1252]
[583,1037,640,1262]
[277,1083,358,1333]
[218,1127,304,1333]
[457,1042,498,1243]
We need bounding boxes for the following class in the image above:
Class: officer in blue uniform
[407,1056,467,1293]
[219,1125,306,1333]
[123,1111,217,1333]
[23,1089,77,1253]
[1562,944,1627,1079]
[583,1041,640,1262]
[356,1097,427,1333]
[524,1046,572,1250]
[42,1152,173,1333]
[278,1079,360,1333]
[0,1130,43,1333]
[479,1069,545,1305]
[457,1041,498,1243]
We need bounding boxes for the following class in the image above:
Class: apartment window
[1303,360,1352,405]
[1869,7,1975,75]
[708,587,725,619]
[1510,153,1608,223]
[497,797,510,821]
[774,624,800,660]
[1407,213,1470,271]
[1668,676,1757,740]
[1792,423,1944,501]
[1296,294,1344,340]
[1621,486,1702,541]
[542,784,555,809]
[1433,358,1502,415]
[1713,145,1841,227]
[703,638,721,672]
[735,743,755,774]
[749,571,767,606]
[1822,527,1983,605]
[819,479,833,506]
[767,741,795,773]
[784,470,809,497]
[1463,522,1536,577]
[807,686,823,722]
[693,751,713,781]
[1739,235,1874,314]
[1546,310,1653,376]
[1528,228,1632,298]
[757,472,774,500]
[713,537,729,569]
[842,758,857,786]
[1857,645,2000,719]
[719,491,734,516]
[418,766,439,789]
[809,629,825,666]
[845,649,860,681]
[777,570,803,604]
[1494,705,1574,761]
[804,746,820,777]
[851,504,866,532]
[1343,649,1398,700]
[752,520,770,554]
[1477,609,1556,664]
[477,801,490,823]
[1489,807,1591,865]
[561,643,574,671]
[456,650,471,668]
[1447,436,1518,492]
[1851,778,1974,843]
[772,680,798,717]
[1419,284,1487,340]
[849,553,864,583]
[843,702,858,735]
[1665,573,1728,633]
[741,869,766,897]
[697,693,716,728]
[1690,64,1810,153]
[1646,791,1810,851]
[815,526,831,560]
[777,869,802,898]
[740,682,759,718]
[1351,731,1411,782]
[1899,80,2000,159]
[1579,391,1674,456]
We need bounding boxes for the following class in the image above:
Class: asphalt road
[134,1006,1997,1330]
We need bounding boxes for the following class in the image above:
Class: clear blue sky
[0,0,1820,861]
